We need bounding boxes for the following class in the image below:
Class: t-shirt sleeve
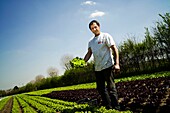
[105,33,116,47]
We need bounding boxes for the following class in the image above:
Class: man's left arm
[110,45,120,70]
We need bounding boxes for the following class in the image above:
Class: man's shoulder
[89,36,95,42]
[102,32,111,37]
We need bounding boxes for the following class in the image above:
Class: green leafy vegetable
[70,57,86,68]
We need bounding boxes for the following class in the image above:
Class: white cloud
[81,1,96,5]
[89,10,105,18]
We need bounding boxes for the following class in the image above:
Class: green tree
[153,13,170,62]
[143,28,157,69]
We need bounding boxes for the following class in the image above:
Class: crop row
[15,96,37,113]
[11,96,21,113]
[0,94,130,112]
[18,95,57,113]
[17,94,126,113]
[0,96,12,111]
[17,95,105,113]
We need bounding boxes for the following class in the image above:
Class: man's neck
[95,32,100,37]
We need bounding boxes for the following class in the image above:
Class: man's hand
[114,64,120,74]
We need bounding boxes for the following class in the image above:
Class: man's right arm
[84,48,92,62]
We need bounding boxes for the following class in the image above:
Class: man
[84,20,120,110]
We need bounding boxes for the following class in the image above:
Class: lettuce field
[0,71,169,113]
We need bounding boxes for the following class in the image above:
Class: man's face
[90,22,100,36]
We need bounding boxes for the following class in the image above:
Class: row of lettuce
[0,95,131,113]
[0,96,11,111]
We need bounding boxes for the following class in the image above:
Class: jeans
[95,66,119,109]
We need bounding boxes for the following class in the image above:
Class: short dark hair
[89,20,100,30]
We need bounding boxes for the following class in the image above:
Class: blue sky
[0,0,170,90]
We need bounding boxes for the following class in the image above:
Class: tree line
[119,13,170,76]
[0,13,169,97]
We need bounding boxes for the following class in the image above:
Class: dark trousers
[95,66,119,109]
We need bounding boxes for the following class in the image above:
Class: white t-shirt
[88,32,116,71]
